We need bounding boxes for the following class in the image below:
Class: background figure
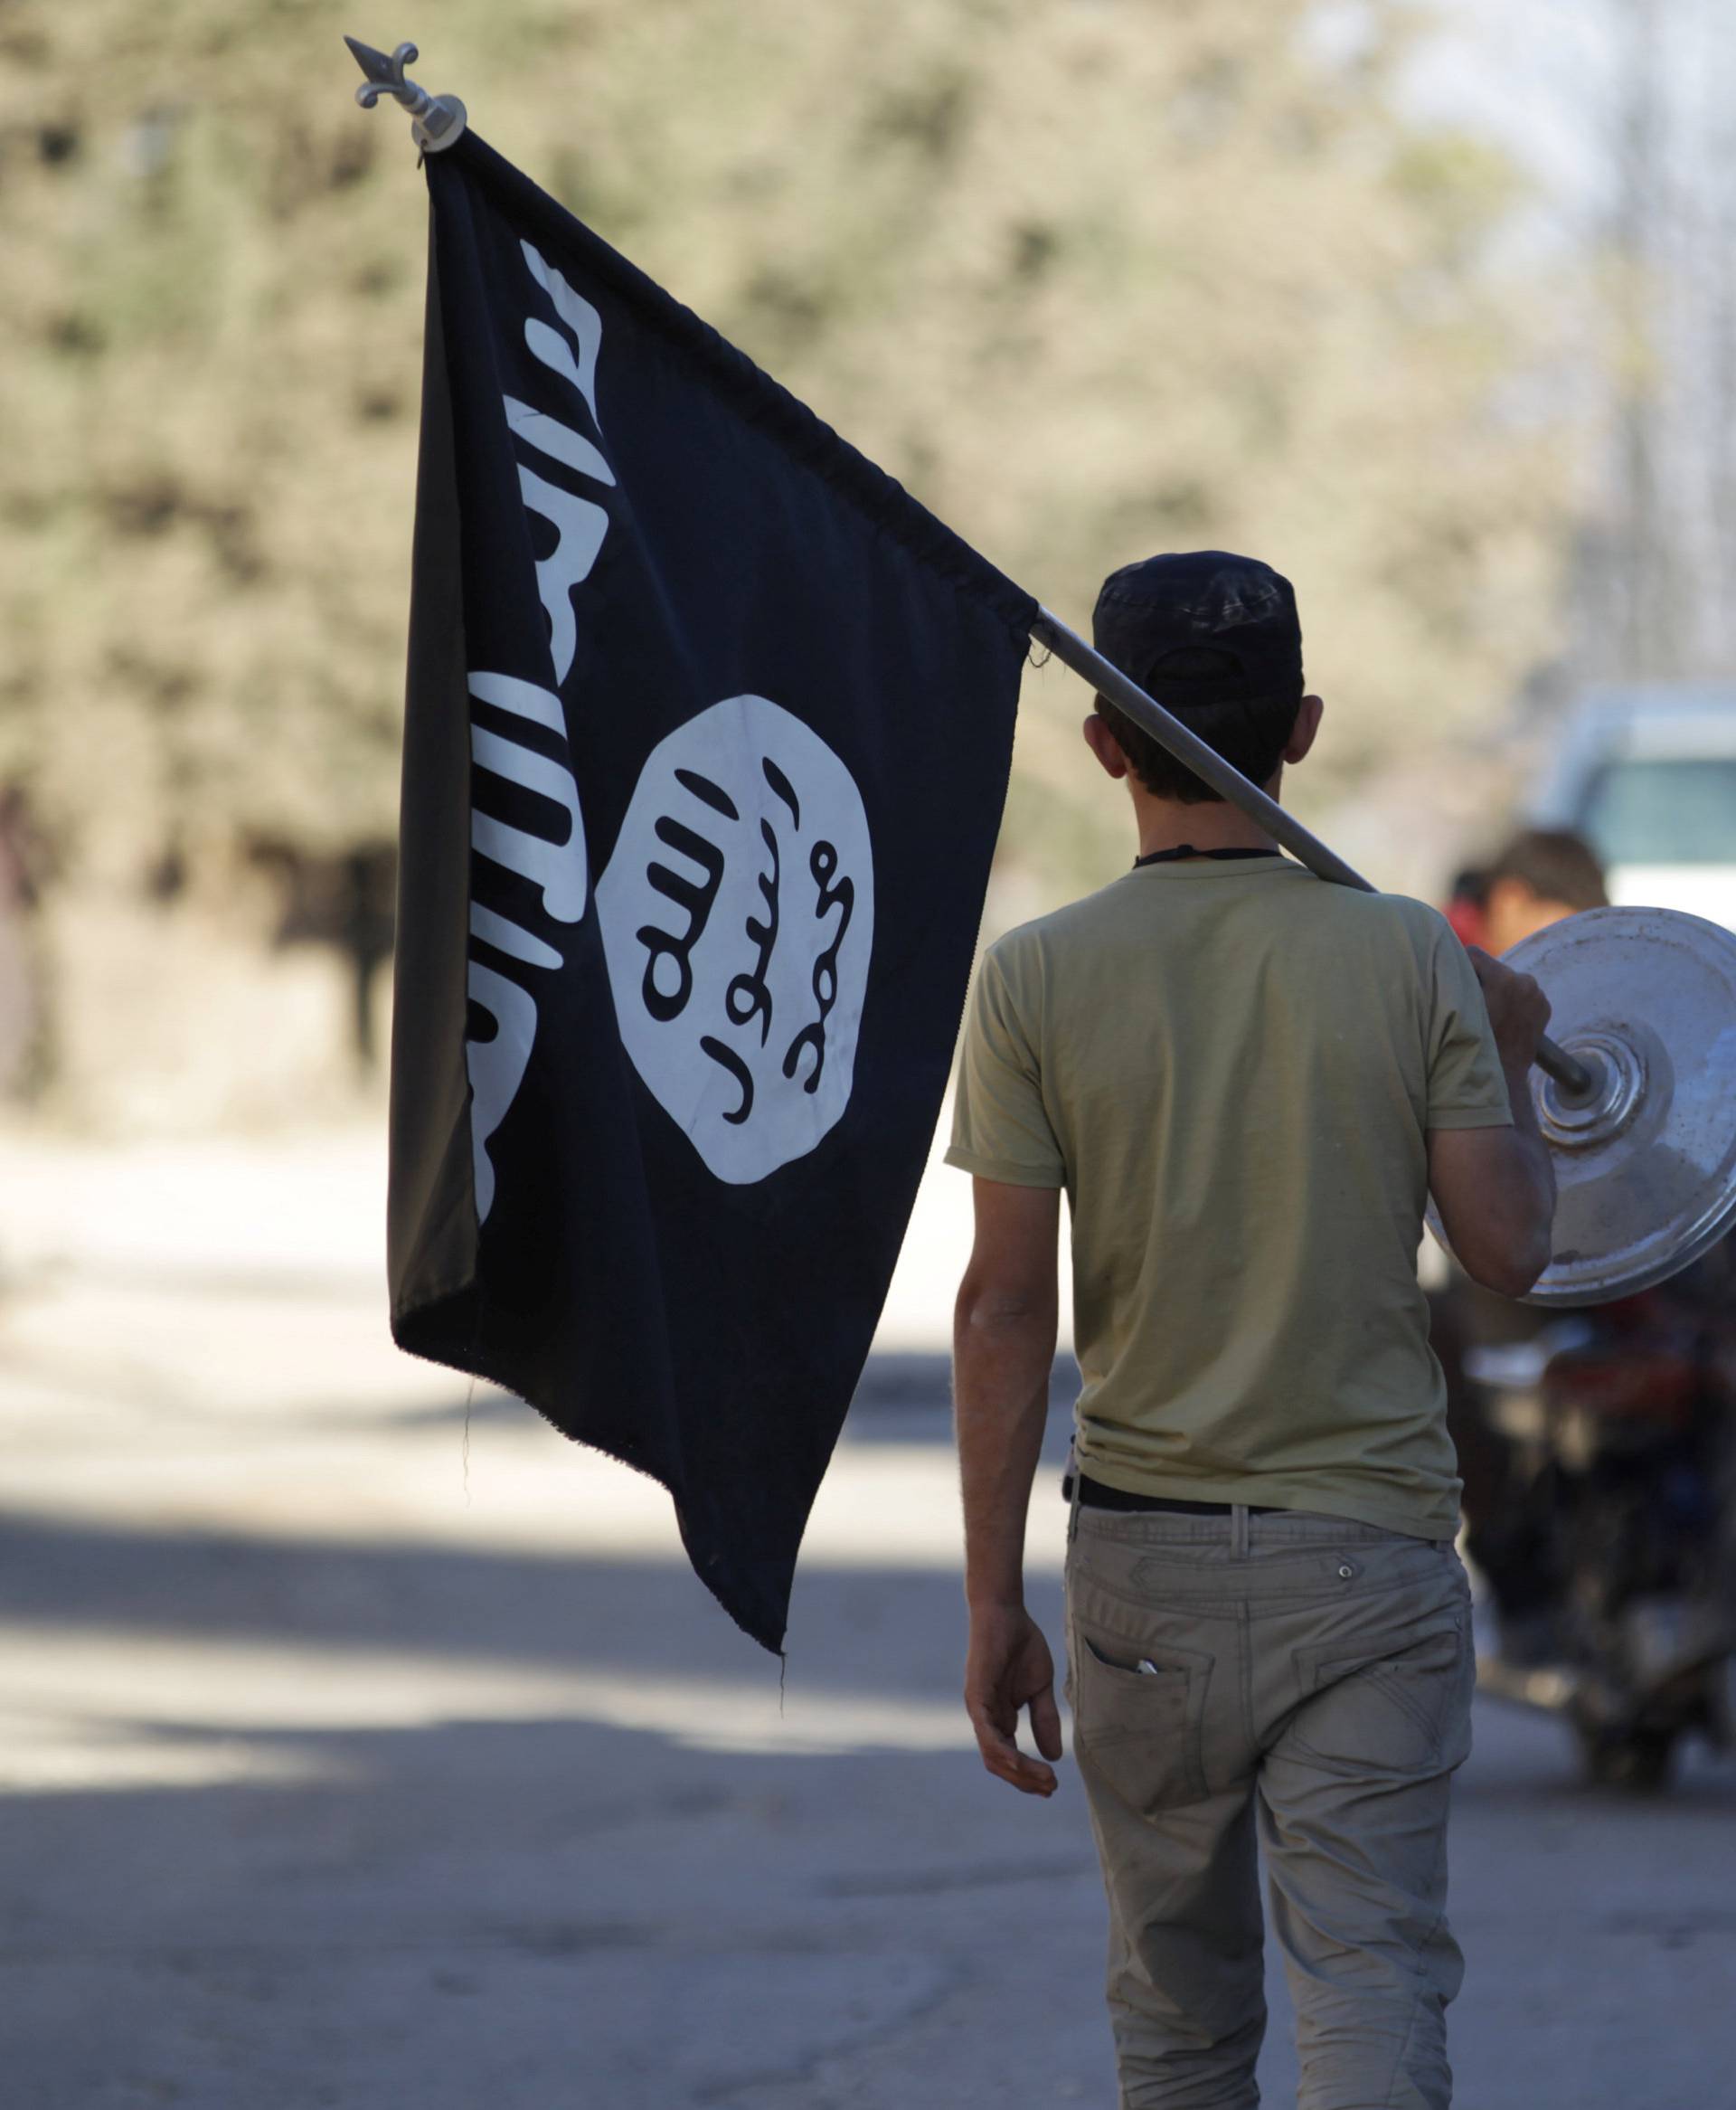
[1480,828,1610,955]
[1433,826,1607,1632]
[1444,866,1492,950]
[1437,826,1608,1362]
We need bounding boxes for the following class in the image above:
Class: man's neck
[1131,781,1282,863]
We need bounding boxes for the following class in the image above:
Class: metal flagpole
[1029,606,1599,1102]
[352,29,1736,1305]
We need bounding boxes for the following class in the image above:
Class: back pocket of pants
[1071,1629,1207,1812]
[1285,1614,1470,1776]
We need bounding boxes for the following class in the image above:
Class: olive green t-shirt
[946,856,1511,1538]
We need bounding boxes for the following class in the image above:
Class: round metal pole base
[1437,905,1736,1306]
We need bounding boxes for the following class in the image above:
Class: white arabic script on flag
[463,241,611,1221]
[598,695,874,1184]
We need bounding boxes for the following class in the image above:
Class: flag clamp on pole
[345,36,467,154]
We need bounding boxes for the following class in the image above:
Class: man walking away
[948,552,1554,2110]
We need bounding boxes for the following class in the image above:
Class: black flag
[387,135,1033,1651]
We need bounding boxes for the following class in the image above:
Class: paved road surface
[1,1130,1731,2106]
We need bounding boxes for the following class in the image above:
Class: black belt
[1077,1473,1283,1517]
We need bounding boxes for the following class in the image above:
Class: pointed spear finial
[345,36,467,154]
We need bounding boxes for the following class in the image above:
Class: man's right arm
[1428,949,1556,1300]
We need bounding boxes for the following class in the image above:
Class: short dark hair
[1487,828,1608,911]
[1095,646,1304,804]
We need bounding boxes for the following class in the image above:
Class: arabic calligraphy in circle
[596,696,875,1184]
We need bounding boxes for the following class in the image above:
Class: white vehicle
[1532,684,1736,930]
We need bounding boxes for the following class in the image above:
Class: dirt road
[2,1129,1731,2106]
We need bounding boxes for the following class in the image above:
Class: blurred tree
[0,0,1575,916]
[1569,0,1736,686]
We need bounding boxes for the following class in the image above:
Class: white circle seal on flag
[596,695,875,1185]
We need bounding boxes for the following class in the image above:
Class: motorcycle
[1455,1262,1736,1791]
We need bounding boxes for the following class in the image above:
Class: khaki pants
[1065,1503,1474,2110]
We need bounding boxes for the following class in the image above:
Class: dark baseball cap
[1091,551,1304,706]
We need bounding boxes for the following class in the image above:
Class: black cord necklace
[1132,845,1282,869]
